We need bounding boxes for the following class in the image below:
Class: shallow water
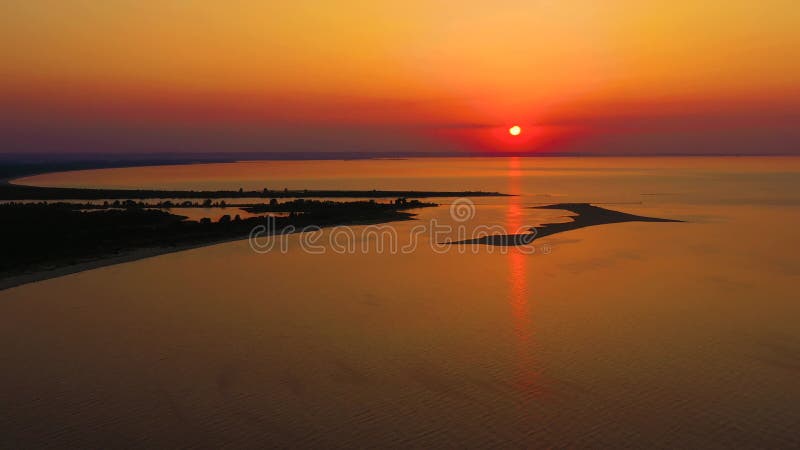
[2,157,800,447]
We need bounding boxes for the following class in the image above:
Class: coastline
[1,165,485,291]
[0,239,239,291]
[0,214,417,291]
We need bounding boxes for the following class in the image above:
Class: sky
[1,0,799,155]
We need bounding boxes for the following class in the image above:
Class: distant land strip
[0,183,508,201]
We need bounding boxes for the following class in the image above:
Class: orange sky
[1,0,799,154]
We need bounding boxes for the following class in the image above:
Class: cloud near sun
[1,0,799,154]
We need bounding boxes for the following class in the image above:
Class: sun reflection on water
[506,157,541,399]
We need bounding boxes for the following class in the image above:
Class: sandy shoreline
[0,235,252,291]
[0,214,417,292]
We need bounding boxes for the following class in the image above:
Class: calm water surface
[3,157,800,447]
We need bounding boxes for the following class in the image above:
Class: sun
[509,125,521,136]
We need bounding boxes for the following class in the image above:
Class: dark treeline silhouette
[242,198,434,213]
[0,199,436,282]
[1,197,435,212]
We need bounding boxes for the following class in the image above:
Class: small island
[447,203,683,246]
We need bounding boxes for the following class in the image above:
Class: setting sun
[2,2,800,447]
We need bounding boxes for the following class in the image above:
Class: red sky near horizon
[1,1,799,155]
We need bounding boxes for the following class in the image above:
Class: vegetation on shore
[0,175,503,287]
[0,198,436,283]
